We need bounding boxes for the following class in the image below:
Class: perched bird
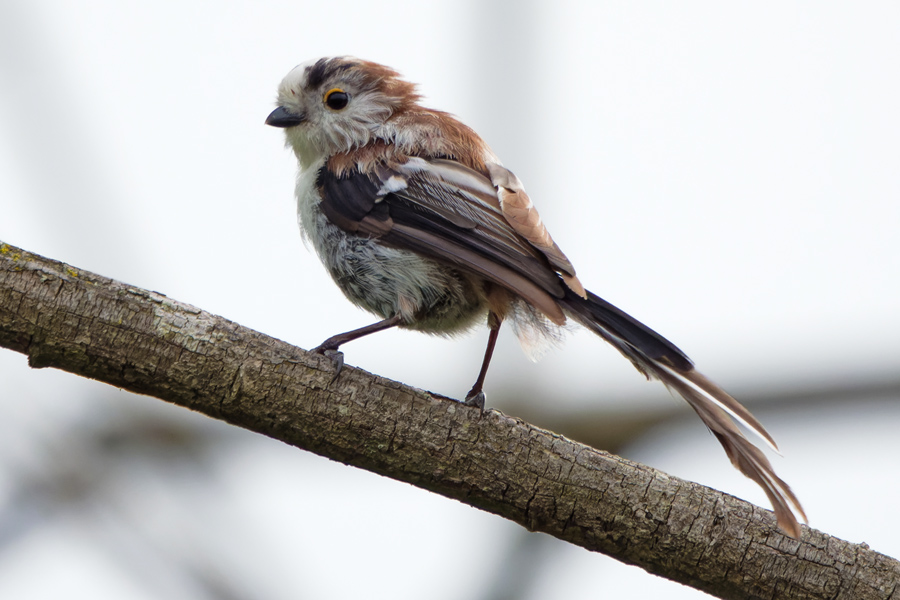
[266,56,806,536]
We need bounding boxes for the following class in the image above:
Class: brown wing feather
[386,159,573,298]
[485,163,587,298]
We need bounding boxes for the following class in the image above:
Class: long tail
[560,288,806,537]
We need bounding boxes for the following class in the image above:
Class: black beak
[265,106,306,128]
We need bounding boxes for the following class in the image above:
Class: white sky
[1,2,899,598]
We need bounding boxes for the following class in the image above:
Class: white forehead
[279,61,312,90]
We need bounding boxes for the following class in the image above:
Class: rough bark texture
[1,240,898,600]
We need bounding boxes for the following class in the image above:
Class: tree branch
[1,240,897,600]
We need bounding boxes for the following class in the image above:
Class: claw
[464,389,485,413]
[308,315,404,385]
[313,346,344,382]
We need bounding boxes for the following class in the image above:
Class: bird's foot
[464,388,485,413]
[312,344,344,383]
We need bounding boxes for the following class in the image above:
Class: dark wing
[317,157,574,323]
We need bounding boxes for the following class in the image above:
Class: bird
[265,56,806,537]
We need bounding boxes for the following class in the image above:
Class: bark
[0,240,897,600]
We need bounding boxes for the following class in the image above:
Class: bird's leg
[313,314,403,381]
[464,312,502,411]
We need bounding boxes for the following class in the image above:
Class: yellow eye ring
[324,88,350,110]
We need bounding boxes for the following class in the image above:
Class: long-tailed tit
[266,56,805,536]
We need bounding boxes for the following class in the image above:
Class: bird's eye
[324,88,350,110]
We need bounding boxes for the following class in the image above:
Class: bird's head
[266,57,421,167]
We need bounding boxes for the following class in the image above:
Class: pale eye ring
[324,88,350,110]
